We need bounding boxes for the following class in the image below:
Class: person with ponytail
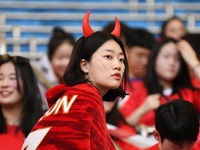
[22,11,129,150]
[35,27,75,109]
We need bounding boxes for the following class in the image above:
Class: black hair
[106,100,127,127]
[64,31,129,101]
[160,16,186,40]
[155,99,199,145]
[144,38,193,95]
[48,27,76,61]
[125,28,156,50]
[0,60,44,137]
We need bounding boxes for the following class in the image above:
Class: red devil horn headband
[82,11,121,38]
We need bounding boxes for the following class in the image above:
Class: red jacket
[120,87,200,126]
[22,83,115,150]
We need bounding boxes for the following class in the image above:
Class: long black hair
[0,58,44,137]
[64,31,129,101]
[144,38,193,95]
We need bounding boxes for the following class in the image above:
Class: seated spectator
[120,38,200,128]
[35,27,75,108]
[0,54,44,150]
[125,28,156,90]
[160,16,187,41]
[145,99,200,150]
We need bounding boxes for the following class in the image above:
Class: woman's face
[51,42,74,83]
[164,19,186,40]
[0,61,24,107]
[81,40,125,96]
[155,42,181,82]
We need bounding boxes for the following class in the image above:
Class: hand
[176,40,199,68]
[142,93,161,113]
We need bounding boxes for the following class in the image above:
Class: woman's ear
[153,130,161,142]
[80,59,89,73]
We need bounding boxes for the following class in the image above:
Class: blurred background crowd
[1,0,200,149]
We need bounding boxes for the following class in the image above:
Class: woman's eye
[105,55,112,59]
[10,77,16,80]
[119,58,124,62]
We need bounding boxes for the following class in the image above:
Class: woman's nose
[1,78,9,87]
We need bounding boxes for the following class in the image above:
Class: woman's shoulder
[69,83,101,98]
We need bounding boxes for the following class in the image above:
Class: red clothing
[22,83,115,150]
[120,87,200,126]
[0,124,25,150]
[191,77,200,89]
[111,121,142,150]
[126,78,144,92]
[119,78,144,108]
[145,143,200,150]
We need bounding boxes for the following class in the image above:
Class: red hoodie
[22,83,115,150]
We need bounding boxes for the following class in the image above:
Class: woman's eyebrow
[102,49,124,55]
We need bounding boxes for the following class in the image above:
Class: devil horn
[111,17,121,38]
[82,11,94,38]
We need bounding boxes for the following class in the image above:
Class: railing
[0,1,200,59]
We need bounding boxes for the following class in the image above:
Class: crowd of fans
[0,14,200,150]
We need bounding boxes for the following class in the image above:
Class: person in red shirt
[118,29,156,107]
[145,99,200,150]
[0,55,44,150]
[22,11,130,150]
[120,38,200,127]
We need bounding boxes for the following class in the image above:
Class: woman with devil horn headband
[22,11,129,150]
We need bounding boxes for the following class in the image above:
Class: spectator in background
[35,27,75,108]
[0,54,44,150]
[145,99,200,150]
[104,99,142,150]
[160,16,187,41]
[120,38,200,129]
[119,28,156,107]
[125,28,156,89]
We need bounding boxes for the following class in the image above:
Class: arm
[125,94,161,127]
[177,40,200,79]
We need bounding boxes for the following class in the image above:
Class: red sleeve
[120,88,147,118]
[193,89,200,113]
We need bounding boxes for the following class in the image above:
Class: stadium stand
[0,0,200,60]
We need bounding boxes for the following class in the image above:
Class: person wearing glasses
[0,54,44,150]
[22,11,129,150]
